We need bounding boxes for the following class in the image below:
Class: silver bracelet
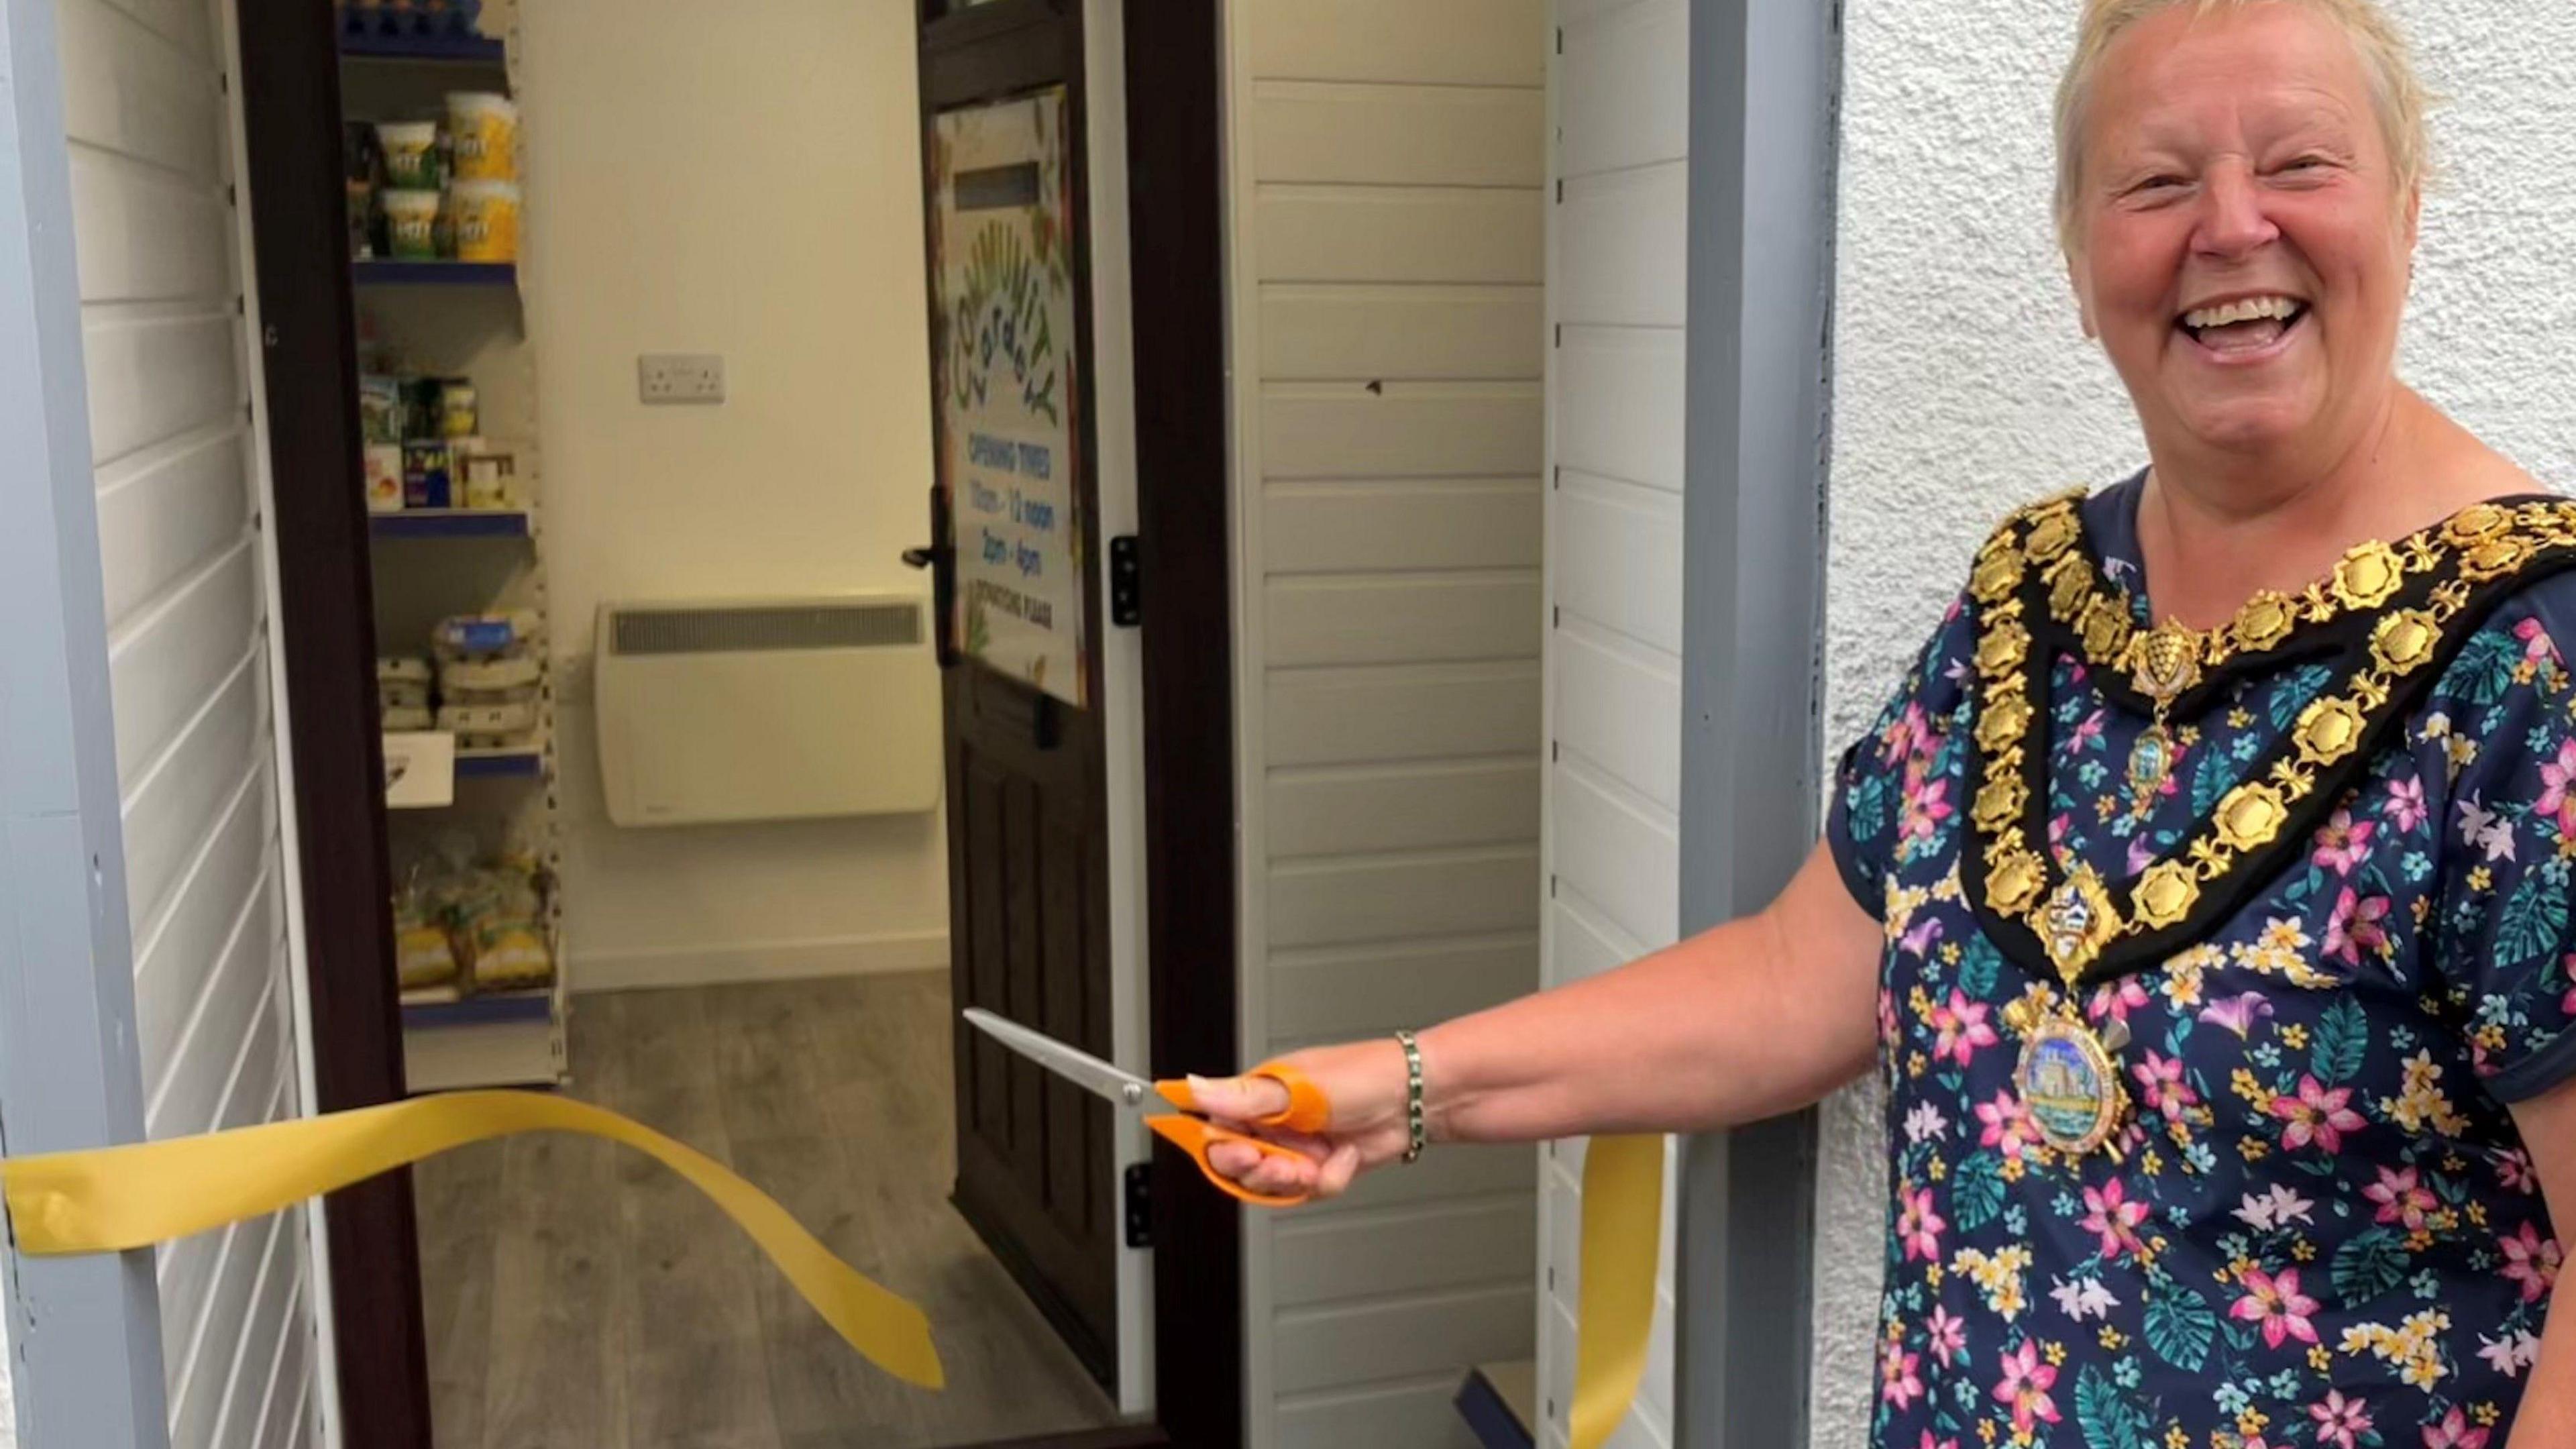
[1394,1030,1427,1164]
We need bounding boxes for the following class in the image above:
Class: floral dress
[1831,476,2572,1449]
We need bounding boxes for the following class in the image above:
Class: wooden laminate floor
[417,972,1123,1449]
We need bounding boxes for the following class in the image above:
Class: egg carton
[439,655,542,692]
[437,697,539,736]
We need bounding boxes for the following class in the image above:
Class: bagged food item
[469,916,551,989]
[451,857,552,990]
[376,121,442,190]
[392,871,459,989]
[445,93,518,181]
[382,187,441,259]
[448,179,519,262]
[395,920,458,989]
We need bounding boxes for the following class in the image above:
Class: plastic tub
[376,120,442,190]
[382,188,441,260]
[446,93,518,181]
[448,179,519,262]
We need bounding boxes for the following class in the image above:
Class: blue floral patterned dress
[1830,476,2572,1449]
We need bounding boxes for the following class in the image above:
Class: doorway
[232,0,1240,1445]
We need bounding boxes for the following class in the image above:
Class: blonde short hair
[2053,0,2430,252]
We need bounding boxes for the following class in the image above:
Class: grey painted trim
[0,0,173,1442]
[1672,2,1843,1448]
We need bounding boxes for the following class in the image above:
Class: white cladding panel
[58,0,319,1442]
[1230,3,1550,1440]
[1538,1,1688,1444]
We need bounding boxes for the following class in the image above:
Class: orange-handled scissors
[961,1008,1330,1208]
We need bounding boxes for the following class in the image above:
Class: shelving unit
[343,2,566,1091]
[453,746,547,780]
[354,259,519,288]
[340,31,508,65]
[372,508,533,540]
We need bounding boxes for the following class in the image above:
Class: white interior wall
[1224,1,1550,1442]
[1815,1,2576,1442]
[1536,0,1688,1446]
[515,0,948,991]
[54,0,321,1442]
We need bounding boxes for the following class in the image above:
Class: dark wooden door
[914,0,1119,1387]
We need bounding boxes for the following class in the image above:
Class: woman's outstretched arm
[1195,838,1886,1200]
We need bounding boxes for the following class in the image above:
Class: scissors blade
[962,1008,1170,1112]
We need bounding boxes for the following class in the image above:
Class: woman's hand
[1190,1038,1415,1202]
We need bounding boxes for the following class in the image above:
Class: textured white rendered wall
[1813,3,2576,1443]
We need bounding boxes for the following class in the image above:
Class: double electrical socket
[638,353,726,405]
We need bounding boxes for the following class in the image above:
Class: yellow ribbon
[1,1091,943,1390]
[5,1090,1663,1436]
[1570,1134,1663,1449]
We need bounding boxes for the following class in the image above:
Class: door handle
[908,486,959,669]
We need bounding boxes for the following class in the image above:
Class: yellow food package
[446,93,519,181]
[395,920,458,990]
[450,180,520,262]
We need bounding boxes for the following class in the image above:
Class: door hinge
[1123,1163,1152,1248]
[1108,535,1142,628]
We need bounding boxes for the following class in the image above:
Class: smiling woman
[2059,1,2483,525]
[1182,3,2576,1447]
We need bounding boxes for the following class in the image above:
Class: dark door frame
[916,0,1242,1443]
[235,0,1240,1445]
[233,6,435,1445]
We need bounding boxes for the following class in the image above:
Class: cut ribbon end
[0,1092,949,1393]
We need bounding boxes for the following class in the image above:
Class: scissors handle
[1144,1115,1311,1208]
[1155,1061,1332,1135]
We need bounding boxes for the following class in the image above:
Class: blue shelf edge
[353,260,517,288]
[453,750,543,780]
[371,510,530,540]
[339,32,506,64]
[1454,1368,1535,1449]
[402,991,551,1029]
